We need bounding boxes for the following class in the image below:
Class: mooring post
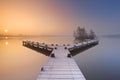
[51,53,55,58]
[41,67,44,71]
[67,53,72,58]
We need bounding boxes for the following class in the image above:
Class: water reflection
[5,41,8,45]
[5,37,8,39]
[0,36,74,80]
[1,36,120,80]
[0,37,50,80]
[74,37,120,80]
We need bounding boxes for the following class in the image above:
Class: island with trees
[74,26,97,43]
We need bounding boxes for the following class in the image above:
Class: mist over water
[74,37,120,80]
[0,36,120,80]
[0,38,48,80]
[0,36,73,80]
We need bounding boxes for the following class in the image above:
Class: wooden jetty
[23,40,98,80]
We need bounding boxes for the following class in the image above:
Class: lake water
[0,36,120,80]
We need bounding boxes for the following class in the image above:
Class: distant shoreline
[0,35,73,38]
[102,34,120,39]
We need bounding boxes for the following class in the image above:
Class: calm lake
[0,36,120,80]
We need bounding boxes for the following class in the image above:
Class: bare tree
[74,26,88,42]
[89,29,96,39]
[74,26,97,43]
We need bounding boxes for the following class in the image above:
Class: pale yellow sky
[1,0,120,36]
[0,0,82,35]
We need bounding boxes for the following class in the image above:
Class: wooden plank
[37,46,86,80]
[22,40,98,80]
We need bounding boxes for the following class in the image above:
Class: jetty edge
[22,40,99,80]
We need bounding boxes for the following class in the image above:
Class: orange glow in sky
[1,0,119,36]
[0,0,82,35]
[4,29,8,33]
[0,0,87,35]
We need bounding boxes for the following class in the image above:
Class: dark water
[0,37,120,80]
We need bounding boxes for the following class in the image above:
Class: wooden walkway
[37,46,86,80]
[23,40,98,80]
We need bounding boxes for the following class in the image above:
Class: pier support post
[67,54,72,58]
[51,53,55,58]
[41,67,44,71]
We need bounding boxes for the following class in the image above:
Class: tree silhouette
[89,29,96,39]
[74,26,96,42]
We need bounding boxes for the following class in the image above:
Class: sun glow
[4,29,8,33]
[5,41,9,45]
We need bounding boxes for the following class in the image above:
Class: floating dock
[23,40,98,80]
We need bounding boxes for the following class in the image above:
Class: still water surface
[0,37,120,80]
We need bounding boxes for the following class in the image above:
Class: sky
[0,0,120,35]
